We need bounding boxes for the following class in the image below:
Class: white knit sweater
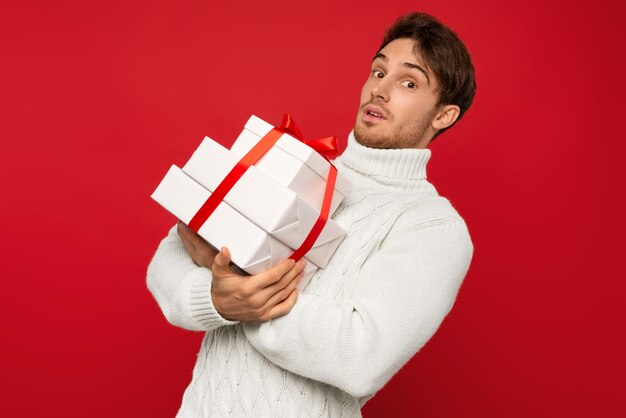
[147,131,474,417]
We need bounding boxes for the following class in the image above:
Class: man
[147,12,476,417]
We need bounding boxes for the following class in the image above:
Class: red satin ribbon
[279,114,339,159]
[188,114,338,264]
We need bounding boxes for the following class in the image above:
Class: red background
[2,0,625,417]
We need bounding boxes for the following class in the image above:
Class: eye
[372,70,384,78]
[401,80,417,89]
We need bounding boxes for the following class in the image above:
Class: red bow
[278,114,339,160]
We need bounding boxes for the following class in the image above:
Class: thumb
[214,247,232,270]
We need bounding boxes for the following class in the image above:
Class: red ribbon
[188,114,338,264]
[279,114,339,159]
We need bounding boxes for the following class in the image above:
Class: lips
[361,104,388,124]
[363,104,387,120]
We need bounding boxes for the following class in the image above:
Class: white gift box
[151,165,317,289]
[230,115,351,214]
[182,137,345,268]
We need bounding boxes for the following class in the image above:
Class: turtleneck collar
[338,129,431,179]
[334,130,436,194]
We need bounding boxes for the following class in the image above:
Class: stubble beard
[354,113,432,150]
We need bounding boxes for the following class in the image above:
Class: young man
[147,12,476,417]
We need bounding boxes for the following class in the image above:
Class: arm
[146,224,239,331]
[146,223,308,330]
[242,220,474,398]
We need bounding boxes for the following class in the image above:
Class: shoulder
[395,193,468,229]
[385,194,473,252]
[372,194,474,287]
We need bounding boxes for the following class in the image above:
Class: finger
[177,223,197,248]
[213,247,232,273]
[256,258,297,288]
[261,271,304,308]
[265,288,299,319]
[261,259,306,294]
[177,222,207,248]
[177,223,198,254]
[177,221,192,238]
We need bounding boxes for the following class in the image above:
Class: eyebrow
[372,52,431,85]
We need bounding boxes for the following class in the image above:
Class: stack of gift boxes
[151,115,351,290]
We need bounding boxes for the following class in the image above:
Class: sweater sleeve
[242,220,473,398]
[146,224,239,331]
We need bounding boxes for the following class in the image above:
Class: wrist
[210,286,232,321]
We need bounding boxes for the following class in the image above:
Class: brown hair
[378,12,476,140]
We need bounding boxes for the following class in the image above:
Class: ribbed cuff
[189,269,240,328]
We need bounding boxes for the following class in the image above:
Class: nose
[371,77,391,102]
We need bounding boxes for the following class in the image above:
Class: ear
[431,104,460,131]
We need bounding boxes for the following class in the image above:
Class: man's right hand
[177,221,306,322]
[211,247,306,322]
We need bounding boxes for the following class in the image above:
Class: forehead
[377,38,424,63]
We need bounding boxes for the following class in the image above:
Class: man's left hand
[177,221,218,268]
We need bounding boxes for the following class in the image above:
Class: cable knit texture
[147,131,474,417]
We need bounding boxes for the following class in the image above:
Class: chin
[355,118,432,150]
[354,123,396,149]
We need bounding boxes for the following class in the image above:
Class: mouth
[361,105,387,123]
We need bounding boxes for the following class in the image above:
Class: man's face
[354,38,441,149]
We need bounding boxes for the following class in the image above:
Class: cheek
[360,79,374,103]
[396,95,434,122]
[359,86,368,104]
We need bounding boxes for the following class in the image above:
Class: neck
[335,131,436,194]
